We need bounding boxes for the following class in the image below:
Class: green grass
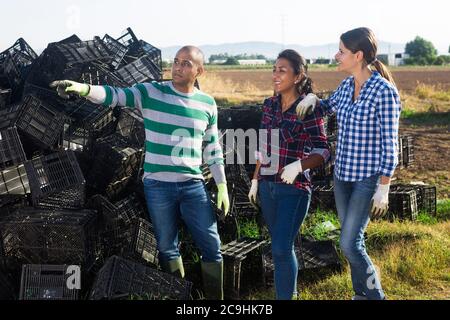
[247,200,450,300]
[400,109,450,126]
[416,211,439,225]
[237,217,262,239]
[437,199,450,220]
[415,83,450,101]
[302,209,340,242]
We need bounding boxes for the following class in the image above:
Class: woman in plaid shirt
[296,28,402,300]
[248,49,330,300]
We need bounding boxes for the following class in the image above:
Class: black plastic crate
[0,38,37,66]
[25,41,122,97]
[0,88,11,109]
[47,37,114,67]
[400,135,414,168]
[51,35,82,45]
[105,175,136,201]
[225,163,259,219]
[25,150,85,206]
[87,134,142,193]
[117,28,162,78]
[89,194,156,266]
[19,264,80,300]
[388,188,419,220]
[417,185,437,216]
[90,256,192,300]
[114,28,139,48]
[310,184,336,212]
[0,163,31,196]
[262,238,341,287]
[0,127,27,170]
[115,108,145,148]
[397,136,404,169]
[114,194,148,222]
[0,103,22,131]
[35,185,86,210]
[77,62,127,87]
[217,105,263,131]
[102,34,129,69]
[24,82,109,123]
[15,95,67,149]
[221,237,269,299]
[391,184,437,216]
[0,194,29,211]
[63,107,118,151]
[113,55,162,86]
[90,193,146,226]
[3,51,35,91]
[102,217,158,268]
[0,268,16,300]
[0,208,98,270]
[298,238,342,270]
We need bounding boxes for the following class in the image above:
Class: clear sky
[1,0,449,54]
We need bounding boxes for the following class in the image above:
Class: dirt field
[206,68,450,93]
[396,125,450,199]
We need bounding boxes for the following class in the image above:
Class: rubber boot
[161,257,185,279]
[201,260,224,300]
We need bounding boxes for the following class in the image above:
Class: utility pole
[281,14,286,50]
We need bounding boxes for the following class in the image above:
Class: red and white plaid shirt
[258,95,330,192]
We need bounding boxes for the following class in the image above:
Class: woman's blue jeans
[258,180,311,300]
[334,174,385,300]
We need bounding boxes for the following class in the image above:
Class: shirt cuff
[310,148,331,163]
[380,166,396,178]
[209,163,227,185]
[86,85,107,105]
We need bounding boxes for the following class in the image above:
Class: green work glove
[217,183,230,219]
[49,80,90,99]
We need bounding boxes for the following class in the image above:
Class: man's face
[171,50,202,87]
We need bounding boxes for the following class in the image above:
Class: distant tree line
[404,36,450,66]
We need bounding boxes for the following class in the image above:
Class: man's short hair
[178,45,205,66]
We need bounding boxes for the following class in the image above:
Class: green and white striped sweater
[86,81,226,184]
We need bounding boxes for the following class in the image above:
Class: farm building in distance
[377,53,410,66]
[209,58,267,65]
[237,59,267,65]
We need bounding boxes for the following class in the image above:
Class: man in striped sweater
[51,46,229,300]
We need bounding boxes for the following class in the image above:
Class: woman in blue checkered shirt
[296,27,402,300]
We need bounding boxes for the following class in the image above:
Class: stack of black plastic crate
[0,28,196,300]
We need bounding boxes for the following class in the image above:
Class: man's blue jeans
[334,174,385,300]
[258,180,311,300]
[143,178,222,263]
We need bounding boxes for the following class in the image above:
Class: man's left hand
[217,183,230,219]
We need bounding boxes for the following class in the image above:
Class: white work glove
[280,160,303,184]
[296,93,319,120]
[370,184,390,219]
[248,179,258,206]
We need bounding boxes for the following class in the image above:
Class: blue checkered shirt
[319,72,401,182]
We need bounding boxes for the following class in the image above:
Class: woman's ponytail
[371,59,397,87]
